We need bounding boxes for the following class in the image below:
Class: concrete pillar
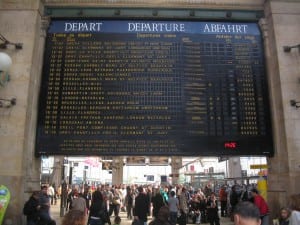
[112,157,123,185]
[259,2,300,219]
[170,156,182,185]
[227,157,242,179]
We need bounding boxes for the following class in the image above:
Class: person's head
[62,210,86,225]
[41,185,48,194]
[73,190,79,198]
[210,192,216,199]
[250,188,259,197]
[289,194,300,211]
[157,206,170,222]
[138,186,144,193]
[32,191,40,199]
[233,201,261,225]
[279,207,290,220]
[92,190,103,203]
[170,190,175,197]
[114,216,121,225]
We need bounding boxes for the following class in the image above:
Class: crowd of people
[23,183,300,225]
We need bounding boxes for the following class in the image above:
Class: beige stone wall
[263,1,300,216]
[0,1,45,224]
[43,0,264,9]
[0,0,299,224]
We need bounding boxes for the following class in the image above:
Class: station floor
[50,200,234,225]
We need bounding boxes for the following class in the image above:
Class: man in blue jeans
[168,191,179,225]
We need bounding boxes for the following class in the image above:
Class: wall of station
[0,0,300,224]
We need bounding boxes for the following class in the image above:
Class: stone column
[170,156,182,185]
[24,15,51,194]
[259,2,295,219]
[227,157,242,179]
[112,157,123,185]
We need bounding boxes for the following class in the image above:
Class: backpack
[23,200,32,216]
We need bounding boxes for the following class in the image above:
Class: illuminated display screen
[36,19,273,156]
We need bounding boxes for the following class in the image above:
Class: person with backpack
[23,191,40,225]
[39,185,56,225]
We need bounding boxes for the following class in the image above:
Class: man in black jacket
[134,186,150,225]
[23,191,40,225]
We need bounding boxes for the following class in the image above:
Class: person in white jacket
[289,194,300,225]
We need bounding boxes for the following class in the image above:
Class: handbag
[112,196,121,205]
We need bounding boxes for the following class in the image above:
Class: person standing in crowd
[62,210,86,225]
[240,185,250,202]
[189,194,201,224]
[273,207,290,225]
[39,185,56,225]
[161,187,169,204]
[149,206,171,225]
[109,186,121,217]
[121,184,127,212]
[67,188,75,211]
[146,186,153,217]
[113,216,122,225]
[206,192,220,225]
[48,184,55,205]
[133,186,150,225]
[84,187,92,214]
[233,201,261,225]
[288,194,300,225]
[151,187,165,219]
[167,191,179,225]
[178,187,189,225]
[250,188,269,225]
[198,193,208,223]
[88,190,111,225]
[219,185,228,217]
[23,191,41,225]
[71,191,87,213]
[230,185,240,221]
[125,187,134,220]
[204,184,212,198]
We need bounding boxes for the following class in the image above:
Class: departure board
[36,20,274,156]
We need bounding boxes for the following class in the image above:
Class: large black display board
[36,19,273,156]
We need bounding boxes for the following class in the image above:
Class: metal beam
[44,7,263,21]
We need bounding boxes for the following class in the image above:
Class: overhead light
[0,34,23,49]
[290,99,300,109]
[283,44,300,53]
[0,52,12,87]
[0,98,16,108]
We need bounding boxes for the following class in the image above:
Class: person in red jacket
[250,188,269,225]
[219,186,228,217]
